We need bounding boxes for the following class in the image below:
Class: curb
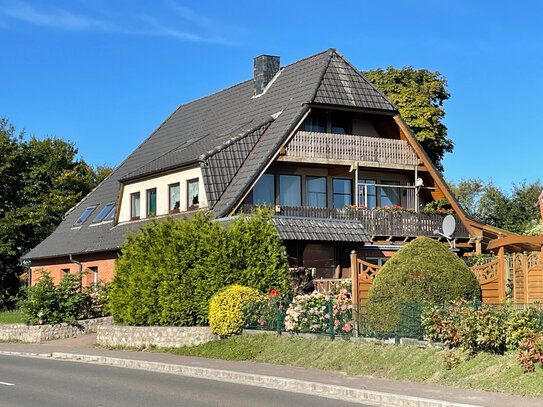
[1,350,480,407]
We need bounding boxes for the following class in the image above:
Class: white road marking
[0,381,14,386]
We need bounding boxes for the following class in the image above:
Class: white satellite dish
[442,215,456,238]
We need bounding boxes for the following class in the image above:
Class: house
[22,49,514,285]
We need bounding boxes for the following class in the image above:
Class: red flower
[270,290,279,297]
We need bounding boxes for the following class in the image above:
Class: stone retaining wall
[0,316,113,343]
[97,325,217,348]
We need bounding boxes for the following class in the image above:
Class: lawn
[0,311,27,324]
[153,334,543,398]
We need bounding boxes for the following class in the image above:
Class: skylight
[104,206,116,221]
[93,203,114,223]
[74,207,96,226]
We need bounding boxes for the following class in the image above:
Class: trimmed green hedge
[366,237,481,332]
[108,209,290,326]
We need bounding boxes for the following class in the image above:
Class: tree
[448,178,543,234]
[0,118,111,309]
[363,67,452,170]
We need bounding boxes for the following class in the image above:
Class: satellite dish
[442,215,456,238]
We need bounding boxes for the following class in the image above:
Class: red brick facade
[29,251,119,287]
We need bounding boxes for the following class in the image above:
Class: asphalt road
[0,355,371,407]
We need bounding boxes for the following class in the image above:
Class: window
[252,173,275,205]
[88,266,98,289]
[331,112,352,135]
[306,176,326,208]
[169,183,180,213]
[279,175,301,206]
[74,206,96,226]
[366,257,389,267]
[187,179,199,211]
[333,178,352,208]
[380,180,401,207]
[301,111,326,132]
[104,206,116,221]
[130,192,140,220]
[359,179,377,208]
[93,203,114,223]
[61,268,70,274]
[146,188,157,217]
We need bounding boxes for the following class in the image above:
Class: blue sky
[1,0,541,191]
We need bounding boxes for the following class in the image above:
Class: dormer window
[169,183,180,213]
[187,179,199,211]
[130,192,140,220]
[74,206,96,226]
[146,188,157,217]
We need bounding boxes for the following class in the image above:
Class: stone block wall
[0,316,113,343]
[97,325,217,348]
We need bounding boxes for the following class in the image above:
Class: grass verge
[0,311,26,324]
[150,334,543,398]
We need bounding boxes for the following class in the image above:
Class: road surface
[0,355,371,406]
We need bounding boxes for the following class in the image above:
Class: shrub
[208,285,265,337]
[108,209,290,326]
[366,237,481,332]
[517,331,543,372]
[19,270,107,325]
[284,290,353,334]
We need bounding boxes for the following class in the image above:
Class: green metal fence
[242,297,543,342]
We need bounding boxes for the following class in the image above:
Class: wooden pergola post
[498,245,505,302]
[350,250,358,304]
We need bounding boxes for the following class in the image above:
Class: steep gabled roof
[23,49,400,260]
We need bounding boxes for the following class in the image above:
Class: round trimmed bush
[366,237,481,332]
[209,285,265,337]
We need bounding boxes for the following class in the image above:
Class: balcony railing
[283,131,418,166]
[240,204,469,238]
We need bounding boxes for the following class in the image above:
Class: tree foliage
[108,209,290,326]
[363,67,452,170]
[449,178,543,234]
[0,118,111,309]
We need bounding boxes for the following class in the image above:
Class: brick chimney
[254,55,280,96]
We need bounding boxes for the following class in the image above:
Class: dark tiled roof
[23,49,398,260]
[314,52,397,111]
[200,117,274,206]
[272,217,370,242]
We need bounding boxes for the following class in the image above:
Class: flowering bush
[208,285,265,337]
[284,289,354,334]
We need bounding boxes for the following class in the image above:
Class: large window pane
[306,176,326,208]
[131,192,140,219]
[187,179,199,210]
[301,111,326,132]
[280,175,301,206]
[332,178,352,208]
[331,112,352,135]
[146,188,157,217]
[380,180,401,207]
[358,179,376,208]
[169,183,180,213]
[253,174,275,205]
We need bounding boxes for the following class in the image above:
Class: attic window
[93,203,114,223]
[104,206,116,221]
[74,206,96,226]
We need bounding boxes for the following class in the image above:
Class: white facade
[118,166,208,223]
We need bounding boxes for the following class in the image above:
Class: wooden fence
[284,131,418,166]
[344,251,543,305]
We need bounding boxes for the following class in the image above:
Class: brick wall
[29,251,119,287]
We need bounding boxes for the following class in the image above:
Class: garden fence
[242,297,541,342]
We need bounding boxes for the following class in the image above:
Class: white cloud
[0,0,236,45]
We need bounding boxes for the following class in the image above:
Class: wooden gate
[513,252,543,303]
[350,252,380,304]
[470,259,503,303]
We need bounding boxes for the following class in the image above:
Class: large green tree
[363,67,452,170]
[0,118,111,308]
[449,178,543,234]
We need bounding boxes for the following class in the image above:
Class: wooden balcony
[240,204,469,238]
[280,131,418,168]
